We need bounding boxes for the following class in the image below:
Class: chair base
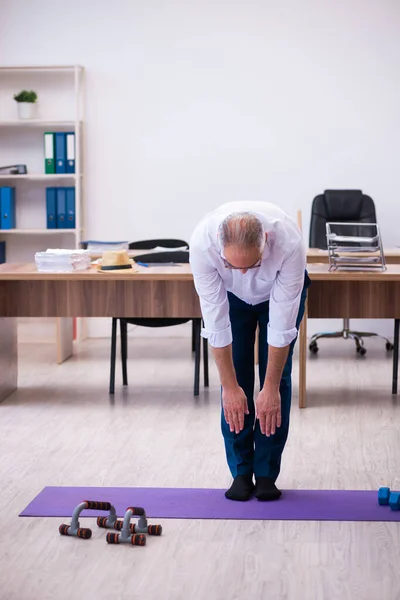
[309,328,394,355]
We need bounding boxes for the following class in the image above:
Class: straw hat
[99,250,135,271]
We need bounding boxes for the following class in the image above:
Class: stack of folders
[35,249,91,273]
[46,187,76,229]
[0,187,16,230]
[44,132,75,174]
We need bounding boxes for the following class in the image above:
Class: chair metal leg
[109,318,118,395]
[194,320,200,396]
[120,319,128,386]
[347,332,366,355]
[310,331,344,344]
[191,320,196,352]
[392,319,399,395]
[347,332,364,348]
[350,331,393,348]
[203,336,209,388]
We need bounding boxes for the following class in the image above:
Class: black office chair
[308,189,394,355]
[109,250,209,396]
[127,238,198,352]
[80,239,189,251]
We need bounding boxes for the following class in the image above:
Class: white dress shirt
[189,201,306,349]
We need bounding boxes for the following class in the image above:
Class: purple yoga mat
[19,486,400,522]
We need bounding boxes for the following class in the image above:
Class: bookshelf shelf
[0,174,81,181]
[0,66,83,73]
[0,120,81,128]
[0,228,80,235]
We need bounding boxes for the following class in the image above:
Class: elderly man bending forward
[189,202,310,502]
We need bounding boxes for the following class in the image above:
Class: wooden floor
[1,334,400,600]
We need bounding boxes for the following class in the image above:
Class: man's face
[222,245,263,274]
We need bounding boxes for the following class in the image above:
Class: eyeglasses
[222,256,263,270]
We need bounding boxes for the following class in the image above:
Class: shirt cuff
[267,323,298,348]
[201,325,233,348]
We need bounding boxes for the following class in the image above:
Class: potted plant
[13,90,38,119]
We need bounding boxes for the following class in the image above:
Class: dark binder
[0,187,16,229]
[46,187,57,229]
[65,187,76,229]
[55,132,67,174]
[56,187,66,228]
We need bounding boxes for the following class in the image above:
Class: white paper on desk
[330,246,380,253]
[35,249,91,272]
[334,256,381,263]
[328,234,379,244]
[152,245,188,252]
[45,248,89,255]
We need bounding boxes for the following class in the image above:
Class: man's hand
[222,385,249,434]
[256,383,282,436]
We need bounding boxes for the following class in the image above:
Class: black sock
[225,474,254,502]
[255,477,282,501]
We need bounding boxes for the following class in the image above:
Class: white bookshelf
[0,65,85,250]
[0,65,85,360]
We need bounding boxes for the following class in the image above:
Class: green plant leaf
[13,90,38,103]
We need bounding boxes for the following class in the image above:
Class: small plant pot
[17,102,37,120]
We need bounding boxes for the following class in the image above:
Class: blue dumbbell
[389,492,400,511]
[378,487,391,505]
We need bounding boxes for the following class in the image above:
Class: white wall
[1,0,400,338]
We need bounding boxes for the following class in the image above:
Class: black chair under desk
[109,250,209,397]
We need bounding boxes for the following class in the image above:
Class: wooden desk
[307,248,400,264]
[0,263,198,318]
[1,263,399,408]
[0,263,202,403]
[298,264,400,408]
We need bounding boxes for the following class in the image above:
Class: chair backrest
[134,250,189,264]
[309,190,377,249]
[128,239,188,250]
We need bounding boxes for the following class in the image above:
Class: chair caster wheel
[386,342,394,351]
[357,347,367,356]
[309,342,319,354]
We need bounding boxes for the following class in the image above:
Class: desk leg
[392,319,400,395]
[56,318,74,365]
[298,299,308,408]
[0,318,17,403]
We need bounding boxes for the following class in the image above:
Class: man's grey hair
[219,212,265,251]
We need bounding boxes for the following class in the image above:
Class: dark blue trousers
[221,273,310,481]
